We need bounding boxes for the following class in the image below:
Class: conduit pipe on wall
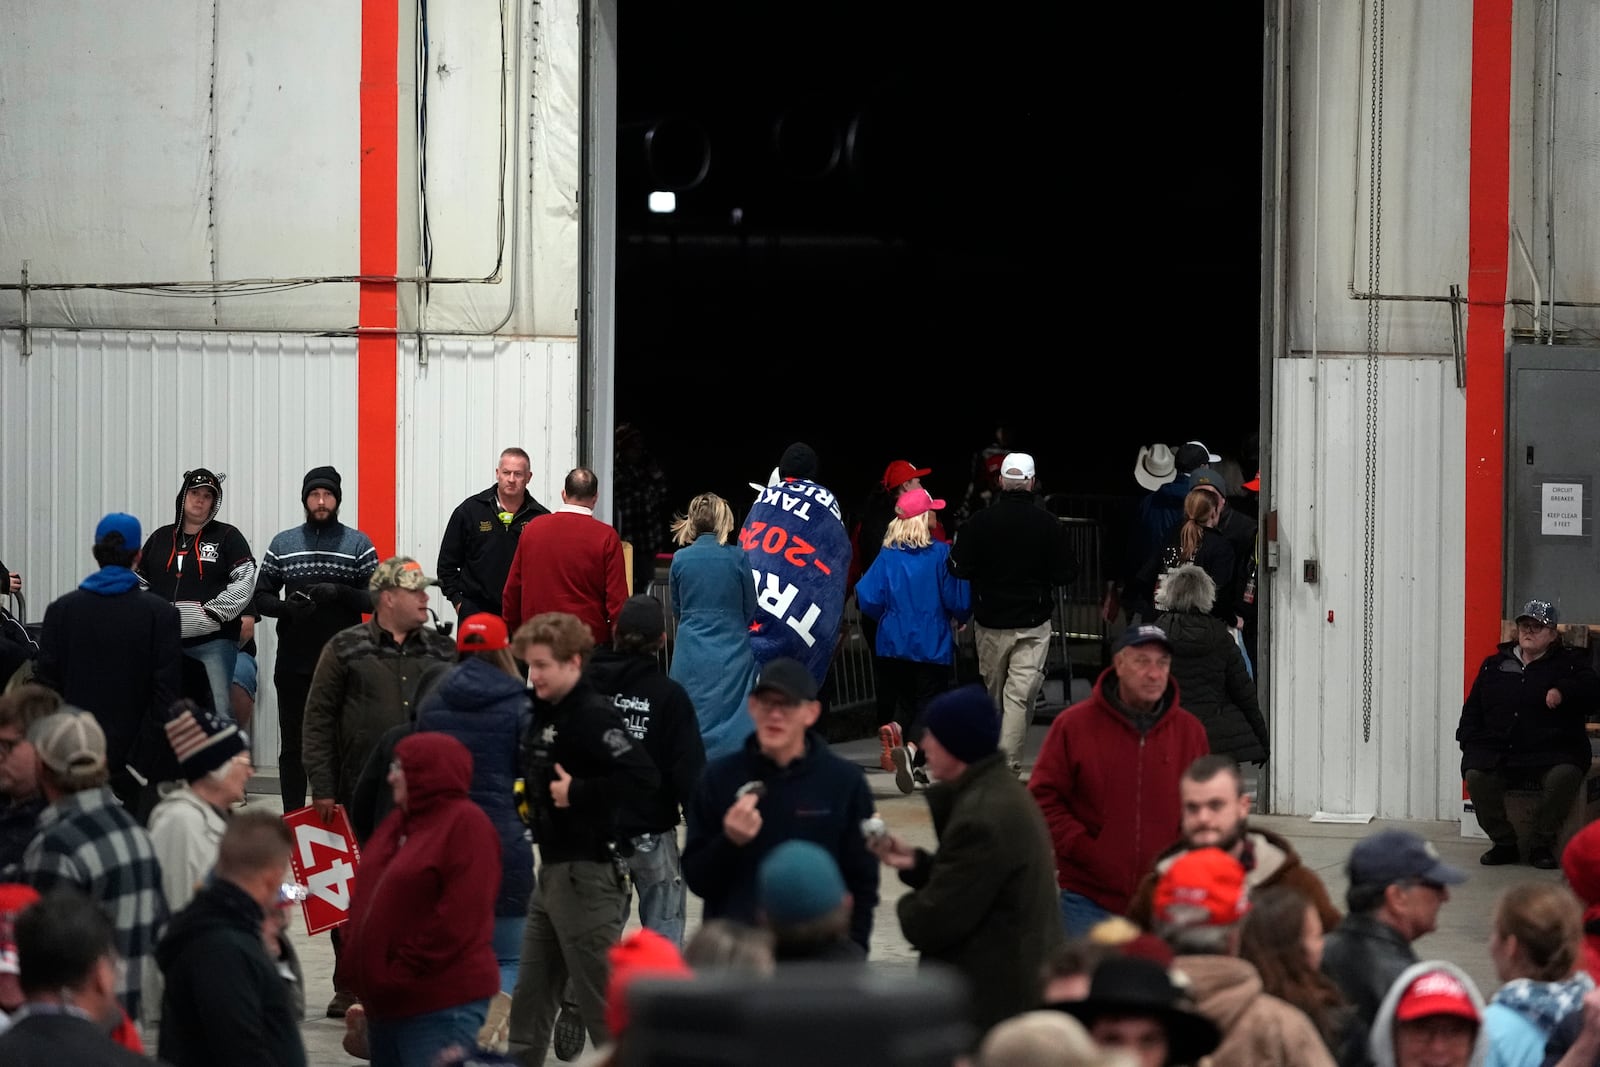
[0,0,514,298]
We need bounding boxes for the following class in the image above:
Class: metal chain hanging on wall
[1362,0,1387,743]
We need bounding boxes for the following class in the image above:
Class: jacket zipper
[1134,733,1146,879]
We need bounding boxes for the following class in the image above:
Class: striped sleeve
[205,558,258,623]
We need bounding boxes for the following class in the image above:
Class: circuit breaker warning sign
[1542,482,1583,536]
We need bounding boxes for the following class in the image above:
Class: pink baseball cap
[895,487,946,520]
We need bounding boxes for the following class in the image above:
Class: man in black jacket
[0,888,151,1067]
[584,594,705,948]
[947,452,1077,773]
[156,811,306,1067]
[437,447,550,622]
[681,657,880,952]
[506,611,659,1064]
[1320,829,1466,1034]
[1458,598,1600,869]
[34,513,183,817]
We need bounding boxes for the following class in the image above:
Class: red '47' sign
[282,805,362,935]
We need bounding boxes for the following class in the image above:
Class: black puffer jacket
[1155,566,1266,764]
[1457,639,1600,773]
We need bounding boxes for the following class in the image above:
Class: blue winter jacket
[854,542,971,664]
[416,657,534,917]
[1129,475,1193,580]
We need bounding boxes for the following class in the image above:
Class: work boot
[326,989,359,1018]
[553,999,585,1061]
[1529,845,1559,870]
[1479,843,1520,866]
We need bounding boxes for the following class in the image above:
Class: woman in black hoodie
[1154,563,1268,764]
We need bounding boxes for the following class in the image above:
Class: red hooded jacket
[344,731,502,1020]
[1028,668,1210,914]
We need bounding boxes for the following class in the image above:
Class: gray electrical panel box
[1506,346,1600,621]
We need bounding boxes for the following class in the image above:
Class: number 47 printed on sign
[282,805,362,935]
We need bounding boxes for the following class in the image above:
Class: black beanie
[302,466,343,505]
[922,684,1000,764]
[778,441,819,480]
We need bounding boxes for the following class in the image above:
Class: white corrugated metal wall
[1270,355,1464,819]
[0,331,577,771]
[0,0,588,777]
[1270,0,1472,819]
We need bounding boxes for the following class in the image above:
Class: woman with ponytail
[1131,487,1236,624]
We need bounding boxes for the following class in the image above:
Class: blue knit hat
[758,840,847,925]
[921,684,1000,765]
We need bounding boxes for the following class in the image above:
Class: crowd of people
[0,436,1595,1067]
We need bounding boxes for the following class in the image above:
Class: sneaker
[1479,843,1520,866]
[326,989,358,1019]
[911,767,931,787]
[342,1003,370,1060]
[476,990,512,1053]
[1529,846,1559,870]
[890,746,915,794]
[553,1001,585,1061]
[878,723,903,773]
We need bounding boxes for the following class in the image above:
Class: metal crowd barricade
[1050,516,1109,674]
[645,560,881,713]
[646,511,1112,718]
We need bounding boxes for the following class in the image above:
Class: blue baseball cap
[1348,829,1467,888]
[1112,624,1174,655]
[94,512,141,547]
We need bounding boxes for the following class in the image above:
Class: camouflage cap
[369,556,438,592]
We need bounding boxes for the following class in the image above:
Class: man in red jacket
[1028,623,1209,937]
[502,468,629,646]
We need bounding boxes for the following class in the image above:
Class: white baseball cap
[1001,452,1036,480]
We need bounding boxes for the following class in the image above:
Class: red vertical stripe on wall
[358,0,399,560]
[1464,0,1514,693]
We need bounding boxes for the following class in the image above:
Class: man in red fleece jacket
[1028,624,1209,938]
[502,468,630,646]
[343,732,501,1065]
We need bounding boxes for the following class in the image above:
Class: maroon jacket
[1028,669,1209,914]
[502,507,629,645]
[344,732,501,1020]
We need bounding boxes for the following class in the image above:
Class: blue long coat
[669,537,758,761]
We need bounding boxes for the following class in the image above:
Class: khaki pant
[506,859,627,1066]
[975,621,1053,769]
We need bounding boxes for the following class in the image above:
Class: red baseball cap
[1152,847,1250,928]
[457,613,510,653]
[1242,471,1260,492]
[881,460,931,491]
[1394,968,1480,1024]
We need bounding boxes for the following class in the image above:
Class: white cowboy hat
[1134,444,1178,491]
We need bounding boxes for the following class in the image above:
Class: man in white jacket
[143,698,252,1025]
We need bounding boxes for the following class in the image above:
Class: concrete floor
[250,721,1538,1066]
